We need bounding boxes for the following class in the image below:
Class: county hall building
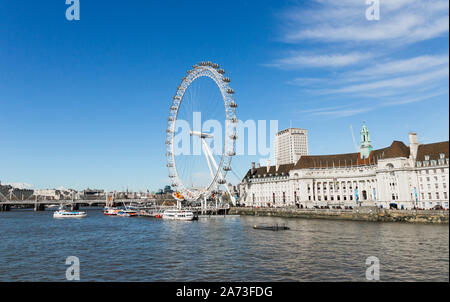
[239,125,449,210]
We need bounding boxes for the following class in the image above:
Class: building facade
[274,128,309,165]
[240,126,449,210]
[0,182,34,201]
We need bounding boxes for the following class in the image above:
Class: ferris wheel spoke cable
[228,162,242,181]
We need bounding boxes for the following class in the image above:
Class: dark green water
[0,208,448,281]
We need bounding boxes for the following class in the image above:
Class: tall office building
[275,128,309,165]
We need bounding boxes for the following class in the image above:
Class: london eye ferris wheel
[165,61,238,205]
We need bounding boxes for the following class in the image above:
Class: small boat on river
[53,210,87,219]
[104,207,120,216]
[117,209,138,217]
[253,224,290,231]
[162,209,197,221]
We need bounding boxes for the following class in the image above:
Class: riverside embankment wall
[229,207,449,224]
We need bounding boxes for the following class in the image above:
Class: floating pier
[253,224,290,231]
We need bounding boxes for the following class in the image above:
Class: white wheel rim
[166,62,237,202]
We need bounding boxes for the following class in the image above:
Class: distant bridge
[0,198,231,215]
[0,199,156,211]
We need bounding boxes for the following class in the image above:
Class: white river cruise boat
[162,209,196,221]
[53,210,87,219]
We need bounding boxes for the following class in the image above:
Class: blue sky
[0,0,448,191]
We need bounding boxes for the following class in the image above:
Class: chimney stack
[251,162,255,174]
[257,163,261,168]
[266,160,271,173]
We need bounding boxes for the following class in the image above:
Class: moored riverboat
[139,209,164,218]
[53,210,87,219]
[104,207,121,216]
[117,209,138,217]
[162,209,197,221]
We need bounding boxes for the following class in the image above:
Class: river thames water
[0,208,448,282]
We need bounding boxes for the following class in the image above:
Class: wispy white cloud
[354,55,449,77]
[288,77,325,87]
[289,54,449,92]
[282,0,449,44]
[269,52,373,68]
[381,89,449,106]
[330,66,449,94]
[299,90,448,118]
[309,107,375,118]
[299,104,351,114]
[270,0,449,119]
